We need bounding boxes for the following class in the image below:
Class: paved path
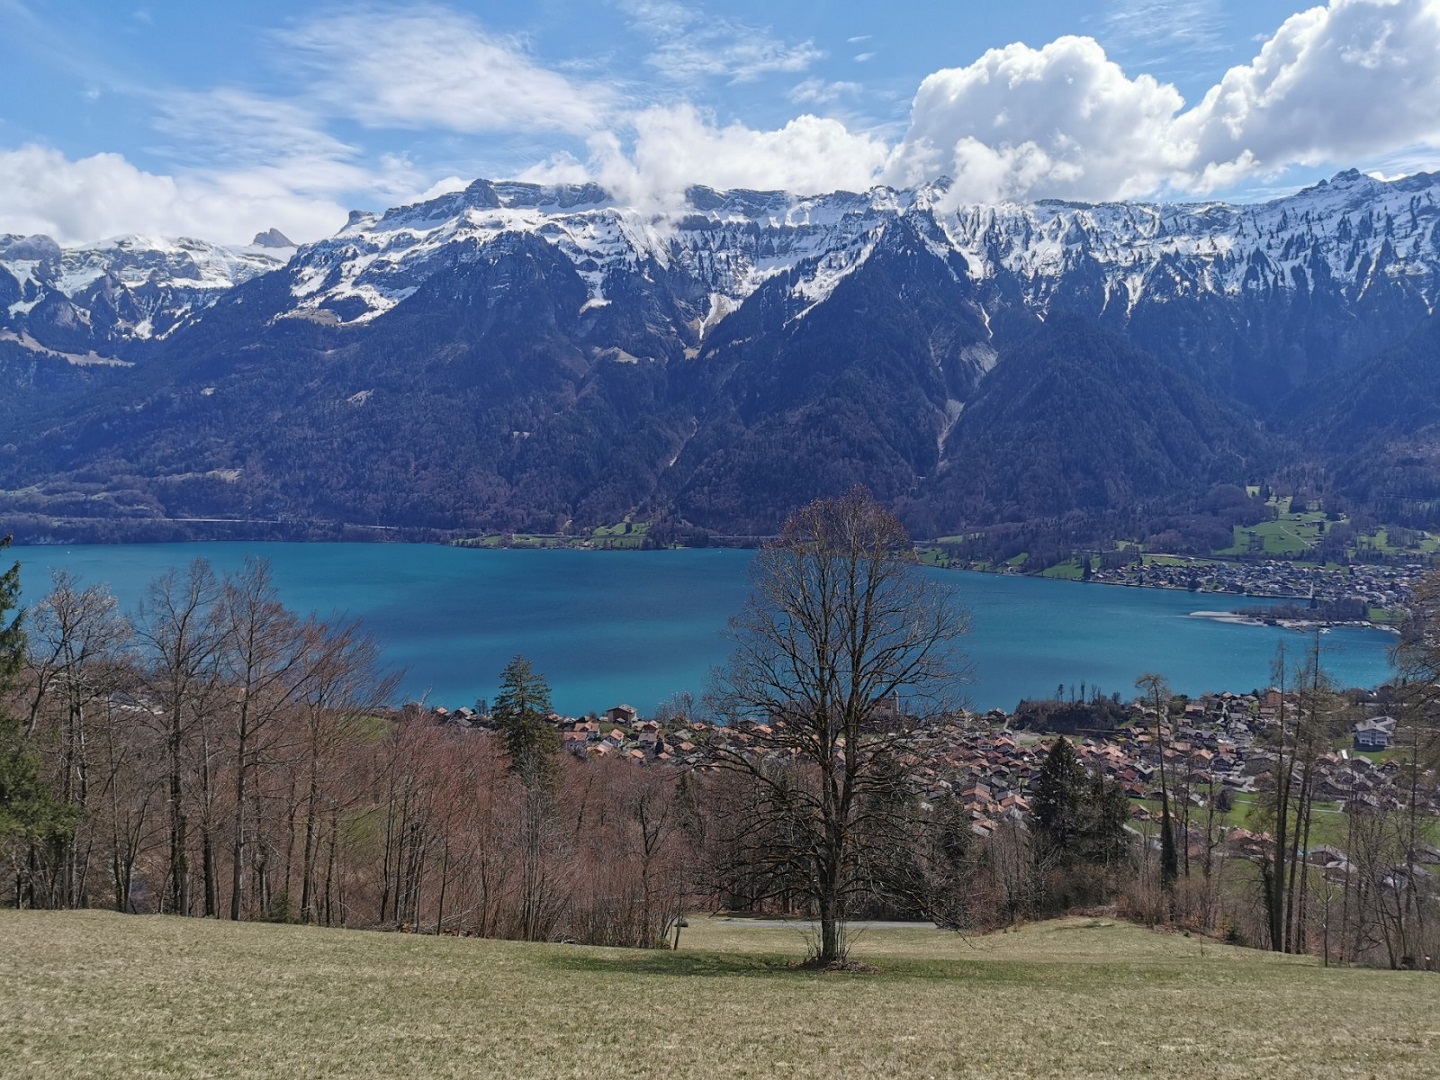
[708,917,940,931]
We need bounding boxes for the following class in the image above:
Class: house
[606,704,640,725]
[1308,844,1349,868]
[1353,718,1393,751]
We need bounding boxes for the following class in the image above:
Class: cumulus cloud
[885,35,1190,203]
[286,6,609,134]
[1178,0,1440,189]
[0,144,352,245]
[592,105,889,206]
[884,0,1440,203]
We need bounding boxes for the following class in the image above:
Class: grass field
[4,911,1439,1078]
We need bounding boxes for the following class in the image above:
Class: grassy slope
[4,911,1439,1079]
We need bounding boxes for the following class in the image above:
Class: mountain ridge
[1,169,1437,540]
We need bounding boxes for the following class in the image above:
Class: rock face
[1,170,1438,536]
[0,232,294,357]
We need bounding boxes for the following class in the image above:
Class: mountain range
[1,169,1437,542]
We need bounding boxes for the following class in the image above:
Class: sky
[3,0,1440,245]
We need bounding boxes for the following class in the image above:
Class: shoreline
[1188,610,1399,634]
[7,531,1416,612]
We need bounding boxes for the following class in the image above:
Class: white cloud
[591,105,888,206]
[884,0,1440,204]
[618,0,823,83]
[415,175,473,201]
[885,36,1190,203]
[11,0,1440,249]
[788,77,863,106]
[0,144,352,245]
[286,6,609,134]
[1178,0,1440,188]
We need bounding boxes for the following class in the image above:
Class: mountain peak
[251,228,295,249]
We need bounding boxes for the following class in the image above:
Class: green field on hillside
[4,910,1437,1078]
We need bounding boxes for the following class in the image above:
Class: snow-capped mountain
[2,170,1438,540]
[5,170,1436,375]
[286,169,1436,333]
[0,231,295,361]
[262,168,1437,406]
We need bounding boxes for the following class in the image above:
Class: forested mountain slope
[1,170,1436,538]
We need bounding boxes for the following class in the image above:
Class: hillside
[927,316,1271,530]
[1286,312,1440,525]
[3,910,1437,1079]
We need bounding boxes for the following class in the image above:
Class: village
[1087,556,1426,612]
[426,683,1434,868]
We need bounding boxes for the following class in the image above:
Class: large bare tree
[710,488,968,965]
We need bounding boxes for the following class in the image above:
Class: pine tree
[0,538,73,874]
[1032,737,1086,855]
[492,655,562,941]
[1079,773,1131,866]
[492,655,559,786]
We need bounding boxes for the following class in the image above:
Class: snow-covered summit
[6,169,1436,361]
[280,169,1440,329]
[0,231,296,353]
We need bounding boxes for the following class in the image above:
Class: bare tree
[1135,673,1177,912]
[709,488,968,965]
[22,571,133,907]
[216,558,309,921]
[135,560,223,916]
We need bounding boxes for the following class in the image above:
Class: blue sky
[3,0,1439,244]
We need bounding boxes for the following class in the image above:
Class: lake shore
[1188,609,1400,634]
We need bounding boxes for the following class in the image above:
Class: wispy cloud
[286,5,611,134]
[152,89,356,169]
[617,0,822,83]
[1101,0,1228,75]
[788,77,863,106]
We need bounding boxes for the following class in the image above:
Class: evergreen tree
[492,655,559,785]
[1079,773,1131,866]
[1032,737,1086,855]
[1033,736,1133,869]
[0,539,72,862]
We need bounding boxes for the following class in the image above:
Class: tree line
[3,485,1439,969]
[0,547,699,945]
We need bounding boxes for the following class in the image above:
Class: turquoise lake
[9,542,1398,715]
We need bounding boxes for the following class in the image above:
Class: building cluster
[1089,558,1423,610]
[422,686,1432,846]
